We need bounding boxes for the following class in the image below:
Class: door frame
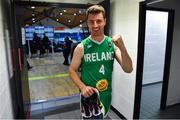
[133,1,174,119]
[13,0,110,118]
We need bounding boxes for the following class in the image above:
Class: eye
[97,20,102,24]
[88,20,94,24]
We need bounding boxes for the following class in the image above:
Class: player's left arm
[112,34,133,73]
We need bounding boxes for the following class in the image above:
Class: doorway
[134,1,174,119]
[140,9,169,118]
[14,0,111,119]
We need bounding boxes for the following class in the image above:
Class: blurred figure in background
[42,33,50,56]
[32,32,42,58]
[63,36,72,65]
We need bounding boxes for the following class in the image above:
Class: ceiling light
[56,19,59,21]
[63,9,66,12]
[60,13,63,15]
[68,20,71,23]
[32,13,35,16]
[31,6,35,9]
[80,20,82,23]
[32,18,35,21]
[74,13,77,16]
[79,10,82,14]
[79,24,82,27]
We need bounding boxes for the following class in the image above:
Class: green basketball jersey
[81,35,115,114]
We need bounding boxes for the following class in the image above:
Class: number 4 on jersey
[99,65,105,75]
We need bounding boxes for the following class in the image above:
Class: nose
[92,21,98,27]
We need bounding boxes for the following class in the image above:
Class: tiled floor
[140,83,162,118]
[30,94,121,119]
[140,83,180,119]
[28,53,79,102]
[152,103,180,119]
[44,109,81,119]
[44,108,120,119]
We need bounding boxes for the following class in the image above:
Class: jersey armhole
[81,43,84,57]
[109,37,115,52]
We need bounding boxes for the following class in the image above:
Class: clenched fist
[112,34,124,50]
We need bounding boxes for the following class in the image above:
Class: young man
[69,5,133,119]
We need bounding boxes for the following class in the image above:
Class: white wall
[148,0,180,107]
[110,0,142,118]
[162,1,180,106]
[0,0,13,118]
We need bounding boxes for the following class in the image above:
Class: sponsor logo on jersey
[96,79,108,92]
[108,42,112,47]
[87,44,92,48]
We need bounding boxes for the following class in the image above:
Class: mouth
[92,29,99,33]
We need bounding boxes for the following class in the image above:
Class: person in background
[69,5,133,119]
[63,36,73,65]
[42,33,50,56]
[32,32,41,58]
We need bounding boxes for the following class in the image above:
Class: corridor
[1,0,180,119]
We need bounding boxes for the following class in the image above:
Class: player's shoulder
[75,43,83,52]
[76,43,83,48]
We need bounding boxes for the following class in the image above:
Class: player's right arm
[69,43,96,97]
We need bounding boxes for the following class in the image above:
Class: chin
[92,32,101,36]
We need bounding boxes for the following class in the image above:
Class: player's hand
[81,86,97,97]
[112,34,124,50]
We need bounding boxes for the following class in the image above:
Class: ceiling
[15,0,103,4]
[16,6,87,28]
[15,0,104,28]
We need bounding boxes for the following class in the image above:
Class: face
[87,12,106,37]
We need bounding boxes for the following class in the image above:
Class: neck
[90,34,105,42]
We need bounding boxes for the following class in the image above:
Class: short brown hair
[86,5,106,19]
